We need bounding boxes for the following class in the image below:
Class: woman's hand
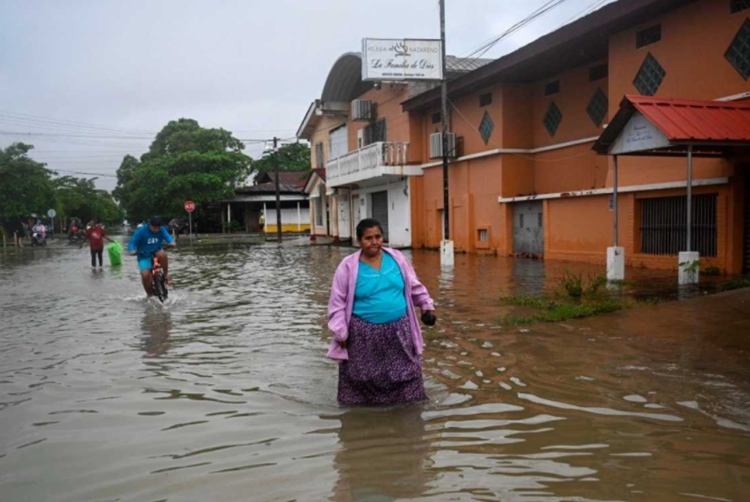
[421,310,436,326]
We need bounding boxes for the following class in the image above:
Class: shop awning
[593,95,750,157]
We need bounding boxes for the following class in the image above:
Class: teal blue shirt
[352,252,407,324]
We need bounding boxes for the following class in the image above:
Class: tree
[0,143,56,233]
[54,176,123,226]
[113,119,252,224]
[250,142,310,184]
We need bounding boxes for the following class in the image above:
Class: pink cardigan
[326,247,435,361]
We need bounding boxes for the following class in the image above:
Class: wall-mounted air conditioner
[429,132,457,159]
[351,100,375,121]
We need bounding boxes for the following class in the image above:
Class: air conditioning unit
[430,132,457,159]
[351,100,375,121]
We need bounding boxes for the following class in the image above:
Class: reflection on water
[331,406,434,502]
[0,241,749,501]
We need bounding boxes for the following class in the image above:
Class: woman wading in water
[326,218,437,405]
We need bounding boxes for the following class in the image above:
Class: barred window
[589,64,608,81]
[544,80,560,96]
[543,102,563,136]
[731,0,750,14]
[725,18,750,80]
[640,194,717,257]
[633,53,666,96]
[636,25,662,48]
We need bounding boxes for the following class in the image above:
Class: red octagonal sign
[184,200,195,213]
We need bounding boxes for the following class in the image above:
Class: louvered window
[636,25,661,48]
[730,0,750,14]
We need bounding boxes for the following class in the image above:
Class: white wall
[267,206,307,229]
[352,178,411,247]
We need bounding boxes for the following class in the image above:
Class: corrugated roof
[629,96,750,143]
[593,95,750,154]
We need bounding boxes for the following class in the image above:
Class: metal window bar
[640,194,717,256]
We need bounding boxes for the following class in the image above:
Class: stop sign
[184,201,195,213]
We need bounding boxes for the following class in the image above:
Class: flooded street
[1,240,749,501]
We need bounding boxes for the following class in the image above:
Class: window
[543,102,563,137]
[519,214,524,228]
[314,142,324,168]
[363,119,387,145]
[479,92,493,107]
[587,88,608,127]
[731,0,750,14]
[589,64,608,81]
[477,228,489,242]
[725,18,750,80]
[640,194,717,257]
[478,111,494,145]
[544,80,560,96]
[633,53,666,96]
[636,24,661,48]
[432,112,441,124]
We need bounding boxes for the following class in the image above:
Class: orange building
[298,0,750,275]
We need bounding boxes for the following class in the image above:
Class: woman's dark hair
[356,218,384,240]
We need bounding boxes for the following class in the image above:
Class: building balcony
[325,142,423,188]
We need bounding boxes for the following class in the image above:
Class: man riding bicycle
[127,216,176,298]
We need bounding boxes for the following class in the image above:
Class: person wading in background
[326,218,437,406]
[82,220,113,267]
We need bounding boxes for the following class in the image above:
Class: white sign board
[362,38,443,81]
[609,112,670,155]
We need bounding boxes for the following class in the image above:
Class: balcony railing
[326,142,409,184]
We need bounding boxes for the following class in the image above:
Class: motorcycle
[31,232,47,246]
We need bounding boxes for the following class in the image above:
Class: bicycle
[151,253,169,303]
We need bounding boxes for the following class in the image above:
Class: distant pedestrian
[259,211,265,235]
[326,218,437,406]
[82,220,113,267]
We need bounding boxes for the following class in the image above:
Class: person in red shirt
[82,220,113,267]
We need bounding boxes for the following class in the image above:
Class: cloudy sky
[0,0,615,191]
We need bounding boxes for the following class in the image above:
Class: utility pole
[439,0,454,268]
[273,137,282,243]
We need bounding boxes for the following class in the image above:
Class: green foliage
[717,277,750,292]
[0,143,56,231]
[557,270,607,298]
[499,293,633,325]
[702,264,721,276]
[53,176,123,225]
[251,142,310,183]
[113,119,252,224]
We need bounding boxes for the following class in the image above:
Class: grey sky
[0,0,615,191]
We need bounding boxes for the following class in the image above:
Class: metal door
[744,175,750,274]
[371,191,389,242]
[513,201,544,256]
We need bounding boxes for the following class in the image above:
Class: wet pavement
[1,240,749,501]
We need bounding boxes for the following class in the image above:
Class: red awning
[593,95,750,155]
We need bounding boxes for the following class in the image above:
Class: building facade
[298,0,750,273]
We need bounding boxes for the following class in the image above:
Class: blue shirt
[352,252,407,324]
[127,225,174,258]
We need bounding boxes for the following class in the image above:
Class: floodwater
[1,239,749,501]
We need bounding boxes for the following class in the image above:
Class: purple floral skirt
[338,315,427,406]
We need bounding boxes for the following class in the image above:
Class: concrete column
[607,155,625,281]
[679,146,699,285]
